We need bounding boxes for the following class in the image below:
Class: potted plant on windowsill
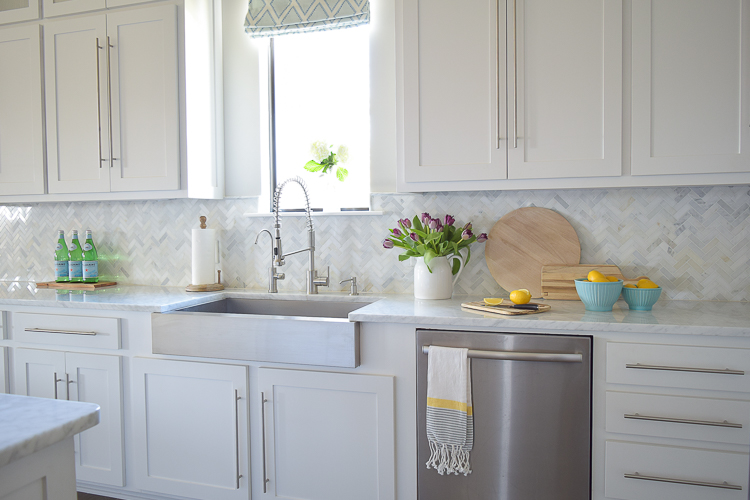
[304,141,349,182]
[382,213,487,300]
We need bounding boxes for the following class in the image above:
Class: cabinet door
[44,17,111,194]
[131,358,249,500]
[65,352,124,487]
[632,0,750,175]
[42,0,104,19]
[107,5,180,192]
[402,0,507,183]
[0,347,7,393]
[0,0,39,25]
[507,0,622,179]
[258,368,395,500]
[0,25,45,195]
[13,348,66,399]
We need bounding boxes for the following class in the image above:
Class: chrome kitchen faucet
[259,177,329,294]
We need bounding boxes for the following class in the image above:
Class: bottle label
[55,243,63,251]
[83,261,98,279]
[68,243,77,252]
[69,261,83,279]
[83,243,93,251]
[55,261,69,279]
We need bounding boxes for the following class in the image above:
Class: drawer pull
[625,412,742,429]
[24,327,97,336]
[626,363,744,376]
[625,472,742,490]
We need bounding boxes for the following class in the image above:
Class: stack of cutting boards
[541,265,649,300]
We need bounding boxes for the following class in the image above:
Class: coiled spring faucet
[256,177,329,294]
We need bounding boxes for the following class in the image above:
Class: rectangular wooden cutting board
[35,281,117,290]
[541,265,646,300]
[461,301,551,316]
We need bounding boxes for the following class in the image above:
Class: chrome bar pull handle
[95,38,105,167]
[422,345,582,363]
[261,391,269,493]
[234,389,242,489]
[53,372,63,399]
[106,36,117,165]
[624,413,742,429]
[25,328,96,336]
[625,472,742,490]
[626,363,744,376]
[496,0,502,148]
[65,373,74,400]
[512,0,518,149]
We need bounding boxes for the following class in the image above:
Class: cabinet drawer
[606,391,750,445]
[605,440,749,500]
[606,342,750,393]
[12,312,120,349]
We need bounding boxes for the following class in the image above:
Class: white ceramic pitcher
[413,254,465,300]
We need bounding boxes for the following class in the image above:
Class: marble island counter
[0,394,99,500]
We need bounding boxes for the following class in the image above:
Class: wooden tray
[461,301,551,316]
[541,264,648,300]
[35,281,117,290]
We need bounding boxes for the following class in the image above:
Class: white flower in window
[310,141,330,163]
[337,145,350,163]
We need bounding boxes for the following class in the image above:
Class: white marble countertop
[349,296,750,337]
[0,394,99,468]
[0,282,376,313]
[0,282,747,336]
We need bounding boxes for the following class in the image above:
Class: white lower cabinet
[131,357,249,500]
[12,348,124,486]
[258,368,395,500]
[0,347,6,393]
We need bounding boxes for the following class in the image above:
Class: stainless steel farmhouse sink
[151,297,374,368]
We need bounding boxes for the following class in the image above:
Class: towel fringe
[426,440,472,476]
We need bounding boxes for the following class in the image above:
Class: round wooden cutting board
[485,207,581,297]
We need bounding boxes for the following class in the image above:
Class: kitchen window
[260,26,371,212]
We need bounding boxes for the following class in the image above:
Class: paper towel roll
[192,228,217,285]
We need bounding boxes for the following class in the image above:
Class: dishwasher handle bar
[421,345,583,363]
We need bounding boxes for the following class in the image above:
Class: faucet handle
[313,266,330,287]
[339,276,358,296]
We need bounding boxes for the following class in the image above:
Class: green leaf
[452,241,459,255]
[451,257,462,275]
[424,232,442,243]
[413,216,423,232]
[424,249,437,265]
[412,228,427,239]
[398,254,411,261]
[336,167,348,182]
[304,160,324,172]
[465,246,471,266]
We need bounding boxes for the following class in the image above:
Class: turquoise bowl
[621,286,662,311]
[574,279,623,312]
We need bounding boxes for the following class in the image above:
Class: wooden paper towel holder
[186,270,224,292]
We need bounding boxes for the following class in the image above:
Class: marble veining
[0,393,100,468]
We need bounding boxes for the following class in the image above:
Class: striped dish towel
[425,346,473,476]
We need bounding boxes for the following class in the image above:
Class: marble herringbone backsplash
[0,186,748,301]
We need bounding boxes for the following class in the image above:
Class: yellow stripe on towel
[427,397,473,416]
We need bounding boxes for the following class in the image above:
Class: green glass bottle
[82,229,99,283]
[68,230,83,283]
[54,230,69,283]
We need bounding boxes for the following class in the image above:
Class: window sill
[243,210,384,218]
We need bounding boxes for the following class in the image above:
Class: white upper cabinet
[631,0,750,176]
[44,16,111,194]
[107,6,180,192]
[0,25,45,195]
[0,0,40,25]
[402,0,507,183]
[44,5,179,194]
[508,0,622,179]
[400,0,622,187]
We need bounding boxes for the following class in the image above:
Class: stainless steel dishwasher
[417,329,592,500]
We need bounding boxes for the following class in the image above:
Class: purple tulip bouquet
[382,213,488,274]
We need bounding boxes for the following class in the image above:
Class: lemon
[483,298,504,306]
[587,270,609,283]
[623,284,636,288]
[606,276,619,282]
[637,279,659,289]
[510,289,532,305]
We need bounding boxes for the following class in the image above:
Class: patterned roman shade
[244,0,369,38]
